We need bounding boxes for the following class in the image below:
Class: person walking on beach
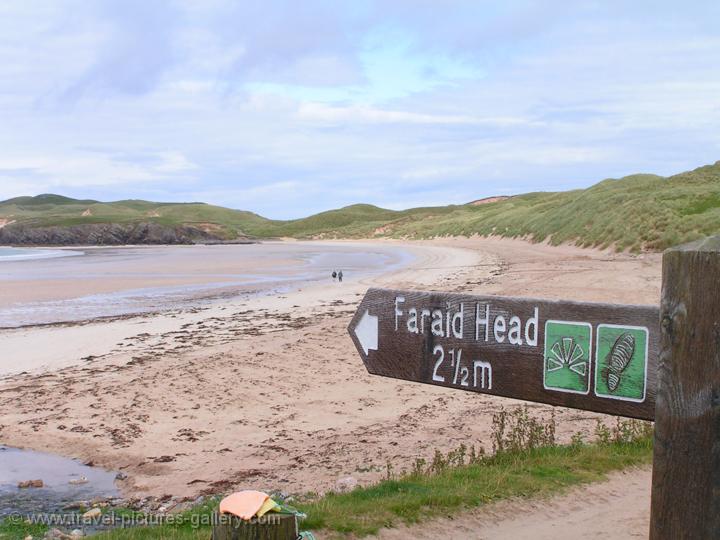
[337,270,343,282]
[331,270,337,280]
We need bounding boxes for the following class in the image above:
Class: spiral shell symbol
[602,332,636,392]
[546,336,587,377]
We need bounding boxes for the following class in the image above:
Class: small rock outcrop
[81,507,101,520]
[17,479,44,488]
[43,528,83,539]
[335,476,358,492]
[68,476,88,485]
[0,222,237,246]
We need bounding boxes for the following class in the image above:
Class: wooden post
[211,513,298,540]
[650,236,720,539]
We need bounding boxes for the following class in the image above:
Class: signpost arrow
[348,287,660,420]
[354,309,378,355]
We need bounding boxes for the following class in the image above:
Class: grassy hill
[2,160,720,251]
[0,194,269,241]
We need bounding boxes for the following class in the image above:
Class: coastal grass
[2,160,720,250]
[73,414,654,540]
[0,518,48,540]
[301,438,652,538]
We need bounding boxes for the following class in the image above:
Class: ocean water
[0,243,415,327]
[0,247,83,261]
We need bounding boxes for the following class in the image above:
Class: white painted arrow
[354,309,378,355]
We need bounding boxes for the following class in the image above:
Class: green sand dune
[2,161,719,251]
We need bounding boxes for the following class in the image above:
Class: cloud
[0,1,718,217]
[62,1,179,100]
[0,150,198,201]
[206,1,367,88]
[296,102,526,126]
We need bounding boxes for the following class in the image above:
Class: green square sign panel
[594,324,648,402]
[543,321,592,395]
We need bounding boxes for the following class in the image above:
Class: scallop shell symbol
[602,333,636,392]
[547,337,587,377]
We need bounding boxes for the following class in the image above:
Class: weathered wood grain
[650,236,720,539]
[349,288,660,420]
[211,513,298,540]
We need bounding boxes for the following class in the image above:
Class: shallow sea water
[0,242,414,327]
[0,445,118,519]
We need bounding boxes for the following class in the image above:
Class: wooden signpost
[347,236,720,539]
[349,289,659,420]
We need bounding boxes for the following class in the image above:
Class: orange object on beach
[219,490,270,520]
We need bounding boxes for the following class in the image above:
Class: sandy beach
[0,238,661,536]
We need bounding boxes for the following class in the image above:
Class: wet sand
[0,238,660,536]
[0,242,413,328]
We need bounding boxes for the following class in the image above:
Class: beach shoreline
[0,241,417,330]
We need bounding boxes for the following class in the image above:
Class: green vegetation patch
[2,160,720,250]
[302,439,651,537]
[0,516,49,539]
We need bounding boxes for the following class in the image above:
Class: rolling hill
[1,160,720,251]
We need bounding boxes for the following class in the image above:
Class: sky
[0,1,719,219]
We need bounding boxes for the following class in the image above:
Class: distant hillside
[2,160,720,251]
[0,195,269,245]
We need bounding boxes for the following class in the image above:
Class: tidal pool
[0,445,119,518]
